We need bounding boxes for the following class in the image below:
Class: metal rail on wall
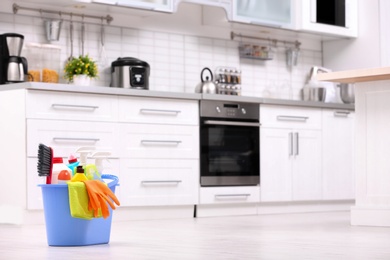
[12,3,113,24]
[230,31,301,49]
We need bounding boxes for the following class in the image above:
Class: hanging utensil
[81,17,85,56]
[68,18,74,61]
[98,19,107,66]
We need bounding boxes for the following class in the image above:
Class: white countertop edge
[1,82,354,110]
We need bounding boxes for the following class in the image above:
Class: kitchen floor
[1,211,389,259]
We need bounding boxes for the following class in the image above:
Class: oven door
[200,118,260,187]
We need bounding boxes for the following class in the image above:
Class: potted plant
[64,55,98,85]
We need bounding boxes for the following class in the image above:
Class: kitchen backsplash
[0,13,322,100]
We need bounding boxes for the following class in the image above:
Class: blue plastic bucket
[39,174,119,246]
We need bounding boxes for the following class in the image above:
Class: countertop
[1,82,354,110]
[316,66,390,83]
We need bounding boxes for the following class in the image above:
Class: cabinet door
[27,119,119,157]
[200,186,260,204]
[260,128,293,201]
[297,0,358,38]
[322,110,355,200]
[119,159,199,206]
[232,0,292,28]
[292,130,322,201]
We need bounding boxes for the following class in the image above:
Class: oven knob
[241,108,246,114]
[216,106,221,113]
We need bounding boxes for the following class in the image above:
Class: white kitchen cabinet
[260,105,322,202]
[26,119,120,158]
[322,109,355,200]
[119,159,198,206]
[295,0,358,38]
[1,86,199,214]
[118,96,198,125]
[26,90,118,122]
[118,95,199,207]
[199,186,260,204]
[118,123,198,159]
[232,0,293,29]
[115,0,174,12]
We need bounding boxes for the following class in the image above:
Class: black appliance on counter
[0,33,28,84]
[200,100,260,186]
[110,57,150,90]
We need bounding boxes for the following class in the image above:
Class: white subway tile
[169,34,184,42]
[155,39,169,48]
[155,32,169,40]
[122,28,138,37]
[139,37,154,46]
[138,30,154,38]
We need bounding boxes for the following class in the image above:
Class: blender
[0,33,28,84]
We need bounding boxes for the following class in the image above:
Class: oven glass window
[201,123,259,177]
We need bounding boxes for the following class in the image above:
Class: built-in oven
[200,100,260,187]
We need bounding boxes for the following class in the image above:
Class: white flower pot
[72,75,91,86]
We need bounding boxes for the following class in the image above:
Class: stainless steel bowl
[338,83,355,104]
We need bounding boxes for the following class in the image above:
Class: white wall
[323,0,381,70]
[0,1,324,100]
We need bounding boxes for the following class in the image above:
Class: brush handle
[46,147,54,184]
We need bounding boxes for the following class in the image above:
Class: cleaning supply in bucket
[68,181,100,220]
[84,164,99,180]
[58,170,72,184]
[82,179,120,219]
[37,143,53,184]
[91,151,111,181]
[39,174,119,246]
[76,147,95,166]
[71,166,88,182]
[51,157,72,184]
[67,154,79,176]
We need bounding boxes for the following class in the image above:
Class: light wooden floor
[1,211,390,259]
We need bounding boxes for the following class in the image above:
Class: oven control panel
[200,100,259,120]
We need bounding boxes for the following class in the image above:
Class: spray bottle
[76,146,95,167]
[90,151,112,181]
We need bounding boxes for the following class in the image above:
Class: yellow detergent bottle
[70,166,88,182]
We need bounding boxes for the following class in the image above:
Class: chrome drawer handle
[215,194,251,198]
[141,180,182,184]
[334,111,351,117]
[141,140,182,145]
[295,132,299,156]
[277,115,309,122]
[289,132,293,156]
[52,104,99,110]
[140,109,181,115]
[53,137,100,142]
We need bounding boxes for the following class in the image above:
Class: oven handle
[203,120,260,127]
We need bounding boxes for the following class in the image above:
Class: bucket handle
[101,174,119,187]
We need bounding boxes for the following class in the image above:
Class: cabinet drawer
[199,186,260,204]
[27,119,118,157]
[260,105,322,129]
[118,96,198,125]
[118,123,199,159]
[26,90,118,122]
[119,159,199,206]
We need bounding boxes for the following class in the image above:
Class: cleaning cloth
[67,182,102,220]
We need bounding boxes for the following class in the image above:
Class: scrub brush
[37,143,53,184]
